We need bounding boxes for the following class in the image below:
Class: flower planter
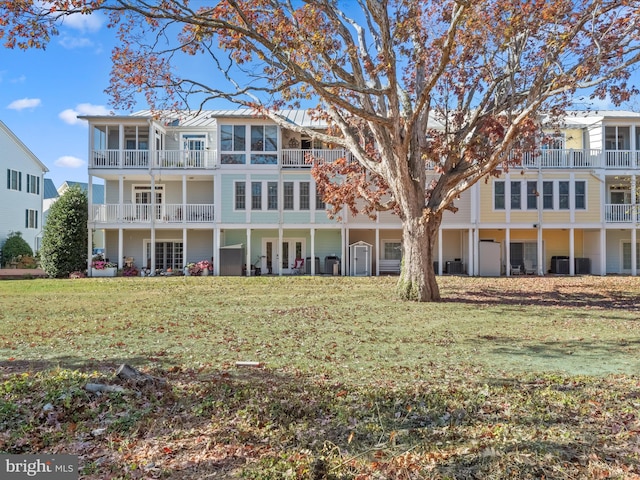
[91,267,117,277]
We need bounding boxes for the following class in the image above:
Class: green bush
[1,231,33,267]
[40,186,88,278]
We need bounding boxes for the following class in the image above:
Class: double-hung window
[559,181,570,210]
[26,174,39,194]
[235,182,246,210]
[267,182,278,210]
[251,182,262,210]
[25,209,38,229]
[7,169,21,191]
[575,181,586,209]
[494,181,505,209]
[283,182,294,210]
[300,182,310,210]
[543,182,554,209]
[527,182,538,210]
[510,181,521,209]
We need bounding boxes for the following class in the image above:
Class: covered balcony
[91,203,214,225]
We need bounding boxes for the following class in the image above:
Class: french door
[261,238,305,274]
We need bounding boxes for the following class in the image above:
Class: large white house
[82,109,639,277]
[0,120,48,257]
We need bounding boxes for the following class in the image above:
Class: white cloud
[59,103,111,125]
[7,98,42,111]
[55,156,85,169]
[61,12,104,33]
[59,36,94,49]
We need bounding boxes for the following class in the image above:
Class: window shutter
[18,172,22,191]
[37,177,40,195]
[25,210,28,228]
[6,169,9,189]
[35,211,38,229]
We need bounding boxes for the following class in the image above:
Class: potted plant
[90,256,117,277]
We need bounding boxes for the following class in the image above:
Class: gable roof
[60,181,105,204]
[43,178,59,200]
[0,120,49,172]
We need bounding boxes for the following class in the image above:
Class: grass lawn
[1,275,639,478]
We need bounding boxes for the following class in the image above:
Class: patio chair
[523,259,536,275]
[291,258,304,275]
[510,262,522,275]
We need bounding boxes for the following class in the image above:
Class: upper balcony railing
[91,203,214,224]
[89,147,640,171]
[605,204,640,223]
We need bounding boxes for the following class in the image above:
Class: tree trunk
[396,212,442,302]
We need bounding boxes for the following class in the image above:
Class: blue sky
[1,8,634,189]
[0,11,117,187]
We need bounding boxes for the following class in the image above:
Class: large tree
[3,1,640,300]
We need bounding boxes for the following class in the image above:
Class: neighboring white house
[0,120,48,257]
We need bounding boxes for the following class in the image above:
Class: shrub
[40,186,88,278]
[1,232,33,267]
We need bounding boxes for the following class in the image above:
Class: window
[250,125,278,165]
[251,182,262,210]
[267,182,278,210]
[7,169,21,191]
[622,242,640,270]
[575,181,586,209]
[220,125,246,164]
[26,174,39,194]
[300,182,310,210]
[315,185,325,210]
[183,134,206,167]
[383,241,402,260]
[527,181,538,210]
[543,181,553,209]
[147,241,183,271]
[235,182,246,210]
[25,209,38,229]
[559,181,570,209]
[283,182,294,210]
[510,181,521,209]
[494,181,505,209]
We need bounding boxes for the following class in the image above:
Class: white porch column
[278,227,283,276]
[118,176,124,222]
[150,228,156,275]
[150,175,156,273]
[344,228,349,276]
[246,228,251,276]
[569,228,575,276]
[341,227,345,276]
[600,228,606,276]
[214,228,221,276]
[87,174,94,273]
[473,227,479,276]
[310,228,316,275]
[537,226,544,276]
[375,227,380,276]
[506,228,511,276]
[633,176,637,276]
[118,229,123,270]
[438,228,443,275]
[632,228,637,277]
[183,228,188,269]
[467,228,473,276]
[182,175,187,224]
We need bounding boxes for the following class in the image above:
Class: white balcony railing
[91,204,214,224]
[605,204,640,223]
[281,149,355,167]
[89,147,640,170]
